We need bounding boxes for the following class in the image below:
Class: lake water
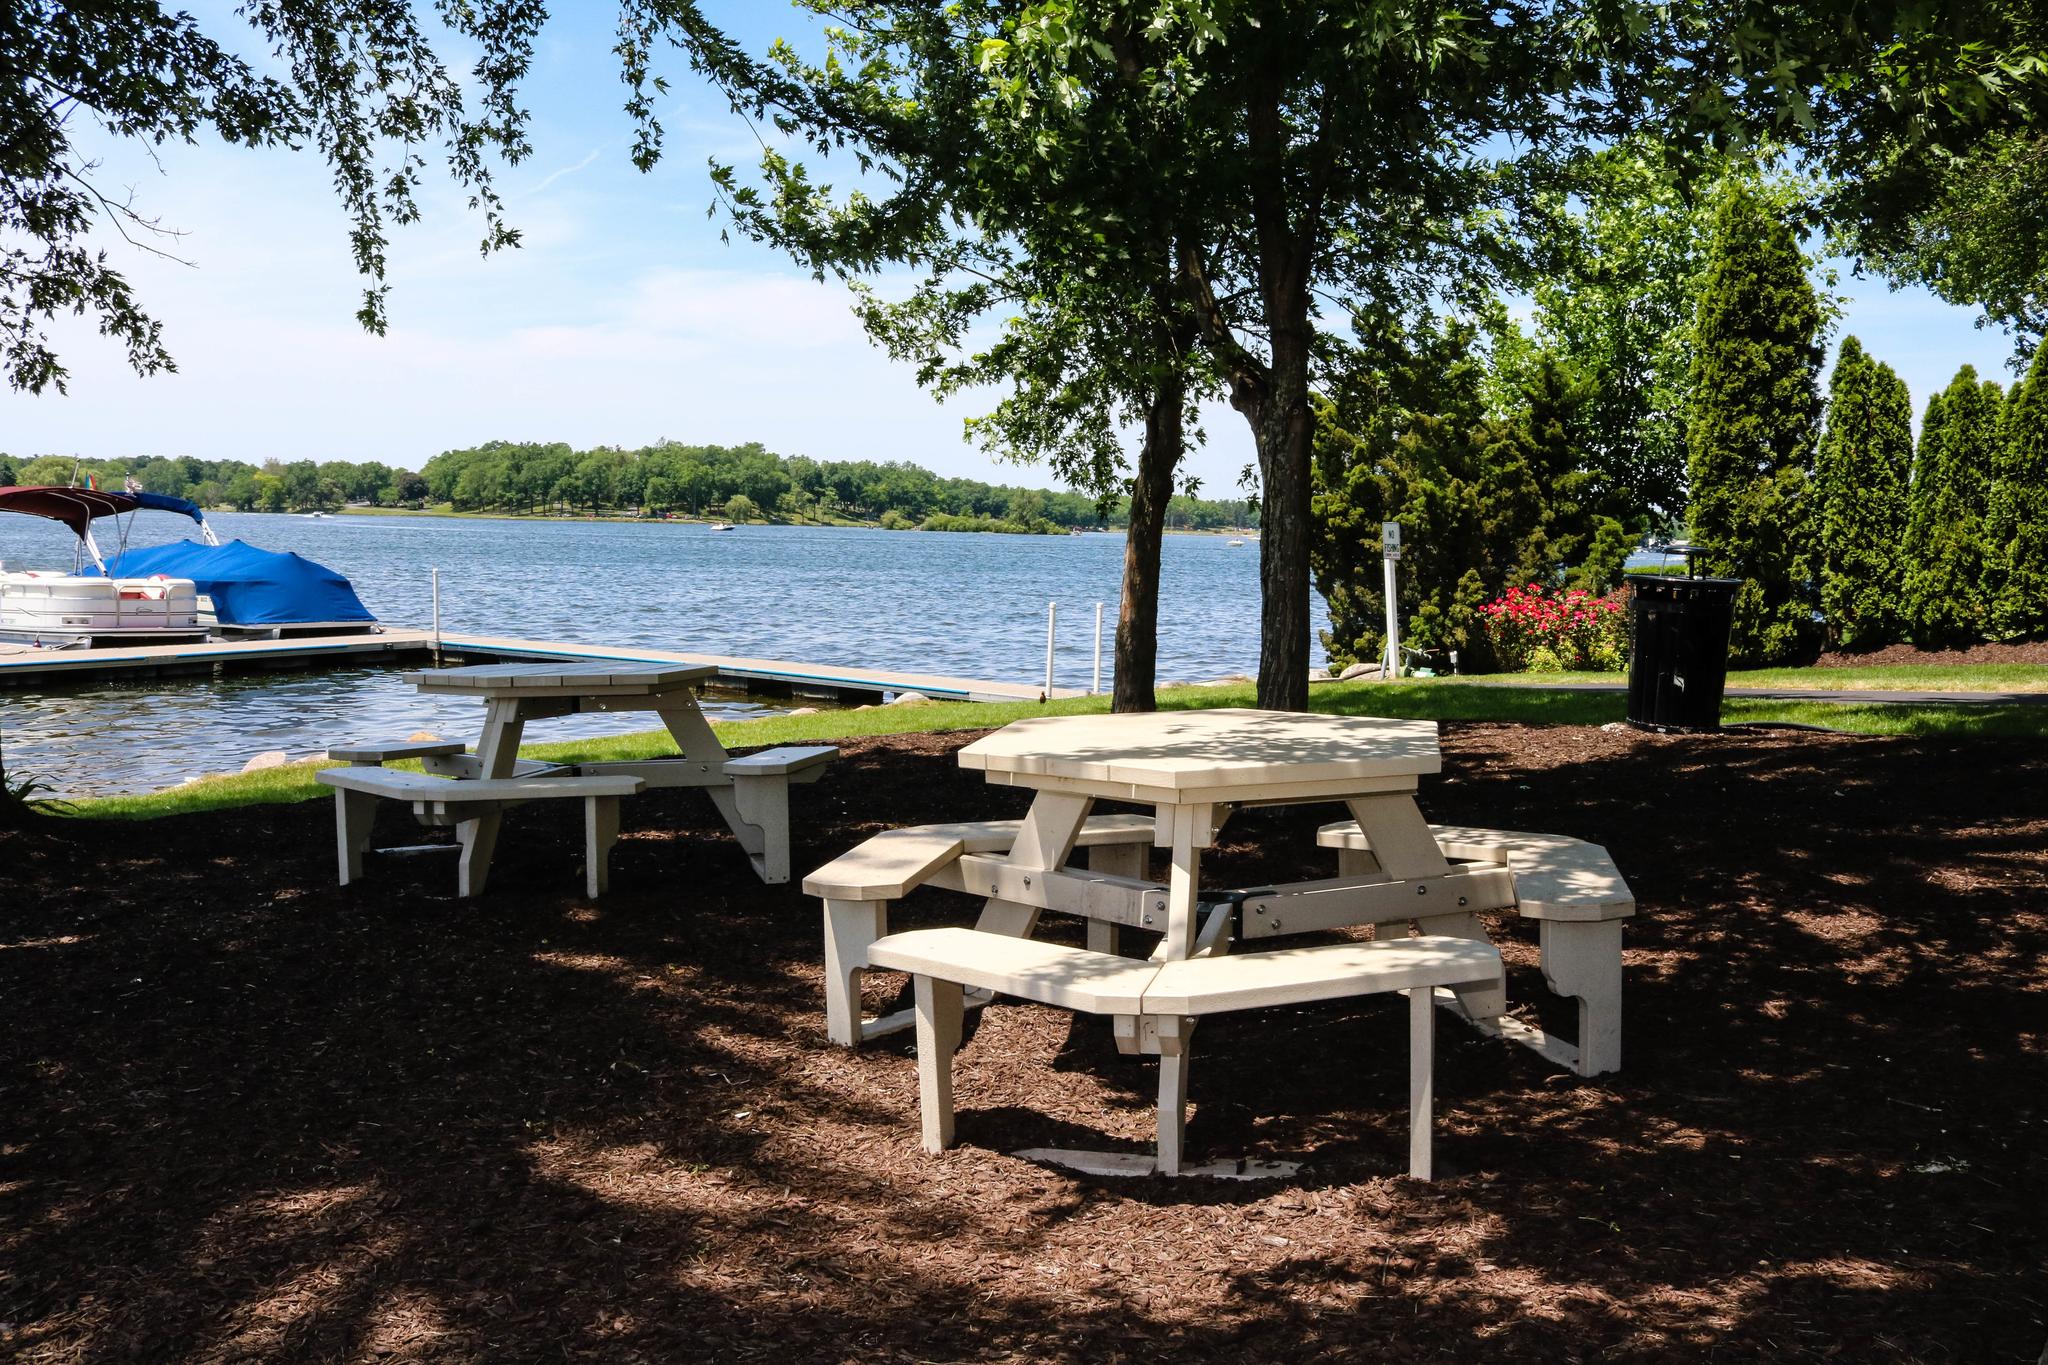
[0,512,1327,797]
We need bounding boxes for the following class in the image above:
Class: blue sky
[0,4,2027,491]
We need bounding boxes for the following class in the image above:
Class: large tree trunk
[1253,379,1313,712]
[1114,370,1185,711]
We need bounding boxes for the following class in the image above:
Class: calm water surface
[0,513,1327,797]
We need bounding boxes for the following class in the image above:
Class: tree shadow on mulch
[0,724,2043,1362]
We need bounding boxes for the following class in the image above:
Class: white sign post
[1380,522,1402,680]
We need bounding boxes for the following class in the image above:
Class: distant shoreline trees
[0,441,1258,531]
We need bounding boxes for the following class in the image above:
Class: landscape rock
[1338,662,1378,681]
[786,707,820,717]
[1308,667,1333,682]
[241,750,288,773]
[887,691,931,705]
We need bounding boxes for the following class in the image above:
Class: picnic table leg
[823,898,888,1046]
[729,769,794,883]
[457,816,500,898]
[974,791,1091,940]
[1412,910,1507,1020]
[1408,986,1435,1180]
[655,700,780,878]
[913,974,965,1153]
[1160,803,1216,960]
[1084,841,1149,956]
[1346,794,1506,1019]
[1538,919,1624,1076]
[585,794,621,897]
[1155,1036,1189,1176]
[334,788,376,885]
[454,699,527,899]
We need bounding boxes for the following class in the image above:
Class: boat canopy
[88,539,375,626]
[0,485,140,539]
[131,491,209,527]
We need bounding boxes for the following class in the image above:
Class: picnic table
[807,708,1634,1175]
[318,660,833,896]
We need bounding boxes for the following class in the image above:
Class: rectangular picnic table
[323,660,834,895]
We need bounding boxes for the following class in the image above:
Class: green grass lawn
[55,677,2048,821]
[1458,662,2048,692]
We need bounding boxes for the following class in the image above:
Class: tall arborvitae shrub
[1903,367,2001,645]
[1685,181,1825,666]
[1991,335,2048,639]
[1813,337,1912,648]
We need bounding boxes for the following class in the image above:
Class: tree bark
[1114,366,1185,712]
[1250,310,1314,711]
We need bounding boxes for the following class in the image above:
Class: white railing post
[1092,601,1104,695]
[1381,521,1402,680]
[1045,600,1057,696]
[431,567,442,668]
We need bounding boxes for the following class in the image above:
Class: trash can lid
[1626,573,1743,598]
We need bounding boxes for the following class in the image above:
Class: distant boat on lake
[709,521,735,532]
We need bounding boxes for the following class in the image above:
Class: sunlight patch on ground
[201,1229,402,1359]
[524,1135,749,1217]
[0,934,89,951]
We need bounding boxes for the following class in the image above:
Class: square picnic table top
[403,660,717,694]
[955,708,1440,799]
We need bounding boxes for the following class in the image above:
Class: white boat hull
[0,572,202,635]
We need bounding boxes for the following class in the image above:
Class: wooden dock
[0,628,1083,704]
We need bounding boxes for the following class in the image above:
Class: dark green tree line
[1812,337,1913,649]
[1903,370,2003,645]
[1992,335,2048,638]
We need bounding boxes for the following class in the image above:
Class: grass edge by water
[56,679,2048,821]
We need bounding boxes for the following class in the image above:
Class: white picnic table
[315,660,834,896]
[812,707,1633,1073]
[807,708,1635,1175]
[954,708,1452,957]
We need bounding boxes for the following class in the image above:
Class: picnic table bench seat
[327,738,466,766]
[867,926,1503,1178]
[325,738,570,781]
[805,812,1160,1045]
[316,767,644,899]
[1316,819,1635,1075]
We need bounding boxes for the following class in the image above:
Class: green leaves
[1685,178,1826,666]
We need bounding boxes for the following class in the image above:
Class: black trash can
[1624,574,1742,732]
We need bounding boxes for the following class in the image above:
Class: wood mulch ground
[2,723,2043,1363]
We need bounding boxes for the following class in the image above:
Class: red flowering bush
[1481,584,1629,672]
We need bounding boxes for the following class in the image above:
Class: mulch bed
[1812,639,2048,668]
[2,723,2044,1363]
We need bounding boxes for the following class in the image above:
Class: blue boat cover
[88,539,375,626]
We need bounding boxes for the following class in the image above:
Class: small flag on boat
[83,473,96,490]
